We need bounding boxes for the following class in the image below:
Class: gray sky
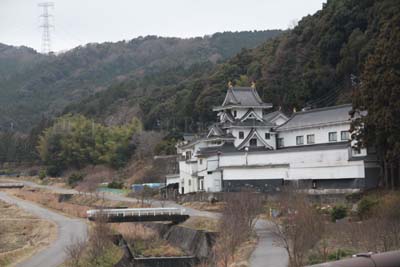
[0,0,326,52]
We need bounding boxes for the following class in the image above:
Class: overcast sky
[0,0,326,52]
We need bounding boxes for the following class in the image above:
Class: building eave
[213,104,273,111]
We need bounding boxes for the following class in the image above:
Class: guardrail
[86,207,186,218]
[306,250,400,267]
[0,183,24,188]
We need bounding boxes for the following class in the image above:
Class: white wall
[278,123,351,147]
[231,107,263,119]
[220,146,365,181]
[204,171,222,192]
[231,128,276,148]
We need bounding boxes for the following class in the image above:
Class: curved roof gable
[221,87,271,107]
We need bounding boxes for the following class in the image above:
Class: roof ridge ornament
[228,81,233,89]
[251,81,256,89]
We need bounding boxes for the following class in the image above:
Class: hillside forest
[0,0,399,187]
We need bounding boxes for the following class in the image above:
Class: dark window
[307,134,315,144]
[296,136,304,145]
[249,138,257,147]
[278,138,284,148]
[239,131,244,139]
[312,181,317,189]
[341,131,349,141]
[329,132,337,142]
[265,133,270,140]
[233,110,237,117]
[185,151,192,160]
[207,171,213,175]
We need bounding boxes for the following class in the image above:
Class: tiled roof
[263,110,288,123]
[220,87,272,108]
[276,104,352,131]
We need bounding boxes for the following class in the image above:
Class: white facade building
[171,84,379,194]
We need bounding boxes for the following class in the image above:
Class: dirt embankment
[0,200,57,267]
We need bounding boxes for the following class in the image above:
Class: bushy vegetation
[107,181,124,189]
[37,115,142,176]
[68,173,84,187]
[330,205,348,222]
[357,195,379,219]
[309,248,355,265]
[38,169,46,180]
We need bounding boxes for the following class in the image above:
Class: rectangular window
[307,134,315,144]
[329,132,337,142]
[185,151,192,160]
[277,138,284,148]
[296,136,304,145]
[211,140,222,145]
[199,179,204,191]
[265,133,271,140]
[239,131,244,139]
[249,138,257,147]
[199,159,203,165]
[233,110,237,117]
[341,131,350,141]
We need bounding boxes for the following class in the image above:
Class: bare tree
[87,214,113,265]
[64,237,87,267]
[344,193,400,252]
[272,190,324,267]
[215,191,263,266]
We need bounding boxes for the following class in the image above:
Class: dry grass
[182,201,226,212]
[229,236,258,267]
[9,188,143,219]
[0,200,57,267]
[181,216,219,232]
[113,223,185,257]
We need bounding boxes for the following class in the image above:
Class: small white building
[172,84,379,194]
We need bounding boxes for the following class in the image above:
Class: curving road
[0,192,88,267]
[1,178,288,267]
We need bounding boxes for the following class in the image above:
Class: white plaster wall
[179,160,198,194]
[232,128,252,146]
[204,171,222,192]
[231,128,276,148]
[278,123,351,147]
[219,147,366,181]
[224,167,288,180]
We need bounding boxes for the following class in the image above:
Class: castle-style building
[169,84,379,194]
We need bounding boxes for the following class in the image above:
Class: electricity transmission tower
[38,2,54,54]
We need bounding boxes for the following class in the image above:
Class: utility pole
[38,2,54,54]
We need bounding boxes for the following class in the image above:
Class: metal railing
[0,183,24,188]
[86,207,186,218]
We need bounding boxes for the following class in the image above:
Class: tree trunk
[390,163,395,190]
[384,160,389,189]
[398,161,400,188]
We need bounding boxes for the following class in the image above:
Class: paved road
[0,192,88,267]
[1,178,287,266]
[250,219,288,267]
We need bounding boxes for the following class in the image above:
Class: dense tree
[352,1,400,188]
[37,115,142,175]
[0,31,281,132]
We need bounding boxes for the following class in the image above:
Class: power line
[38,2,54,54]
